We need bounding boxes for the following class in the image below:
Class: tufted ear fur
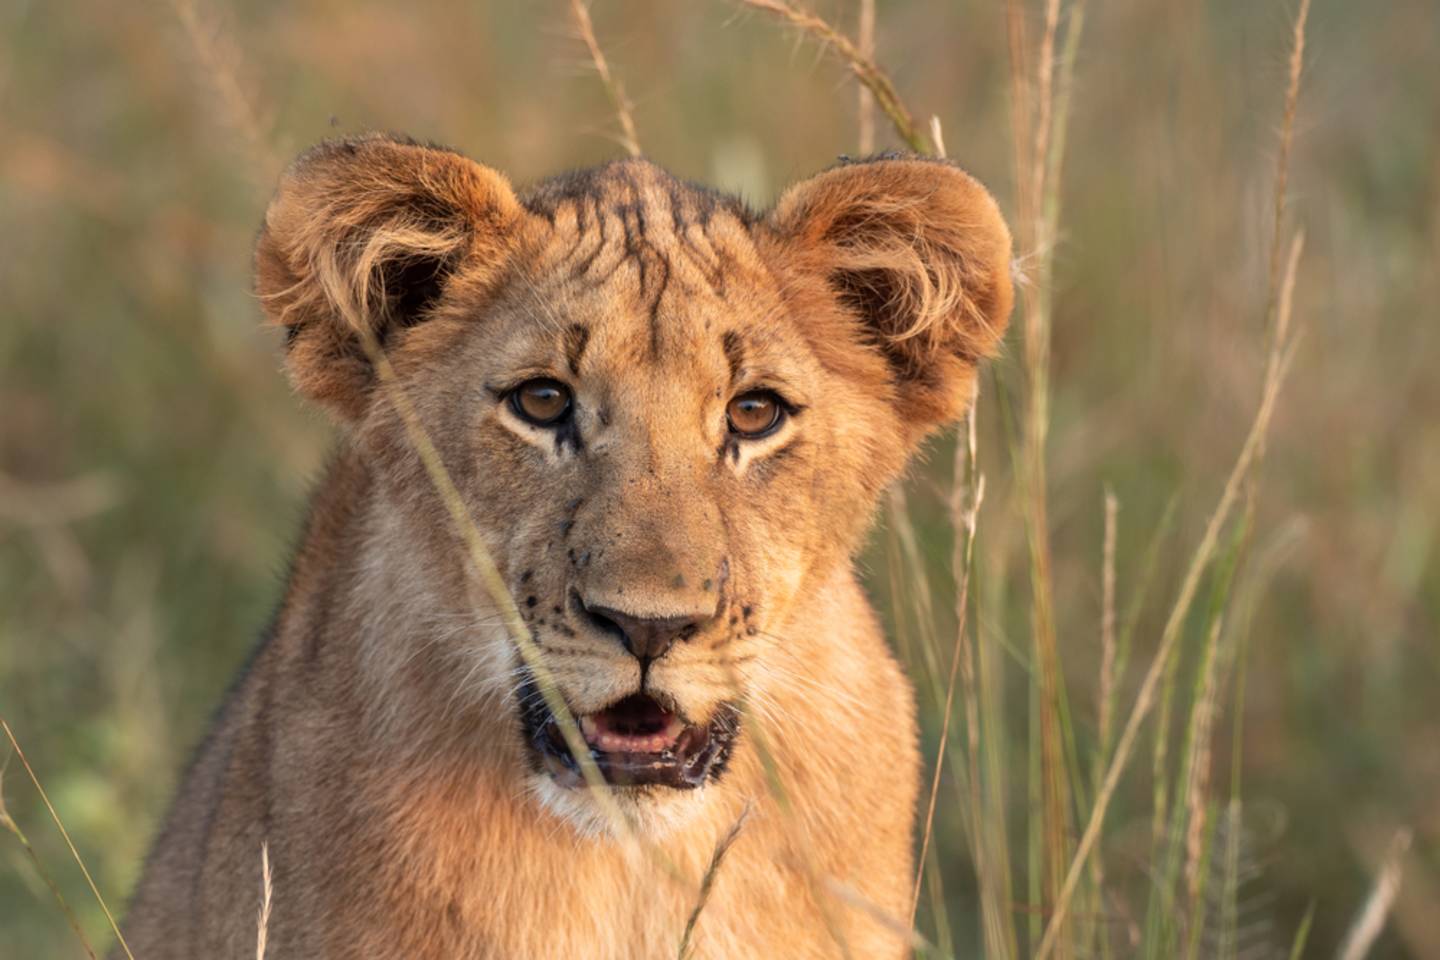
[255,135,525,421]
[768,155,1014,432]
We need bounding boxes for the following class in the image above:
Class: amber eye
[510,378,572,427]
[726,391,785,439]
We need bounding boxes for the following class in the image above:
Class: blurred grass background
[1,0,1437,956]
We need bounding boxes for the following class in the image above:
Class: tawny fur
[118,135,1012,959]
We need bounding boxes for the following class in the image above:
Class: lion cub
[118,135,1012,958]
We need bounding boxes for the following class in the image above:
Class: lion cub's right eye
[510,378,573,427]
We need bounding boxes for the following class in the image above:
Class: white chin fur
[529,774,711,840]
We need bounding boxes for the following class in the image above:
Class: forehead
[497,161,797,372]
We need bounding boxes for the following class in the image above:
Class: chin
[527,775,718,840]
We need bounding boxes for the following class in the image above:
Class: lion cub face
[255,136,1011,834]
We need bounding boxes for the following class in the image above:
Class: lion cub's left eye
[726,391,785,439]
[511,378,573,427]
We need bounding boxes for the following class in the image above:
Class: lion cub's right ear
[765,155,1013,440]
[255,135,525,421]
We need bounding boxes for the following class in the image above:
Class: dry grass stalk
[856,0,876,153]
[1088,487,1118,937]
[676,804,752,959]
[734,0,932,153]
[1150,609,1181,849]
[1337,829,1413,960]
[1097,489,1119,756]
[1267,0,1311,319]
[955,384,1015,959]
[1243,0,1311,537]
[909,401,986,926]
[256,841,273,960]
[1004,2,1033,221]
[1,720,134,960]
[1273,233,1305,390]
[0,756,99,960]
[1182,614,1224,898]
[1029,0,1062,212]
[1005,1,1084,948]
[568,0,642,157]
[900,117,958,931]
[928,115,947,160]
[1042,2,1084,238]
[167,0,281,180]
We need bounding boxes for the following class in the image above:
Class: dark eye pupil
[514,379,571,425]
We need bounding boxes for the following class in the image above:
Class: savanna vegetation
[2,0,1437,957]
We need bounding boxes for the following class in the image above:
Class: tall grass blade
[732,0,933,153]
[1287,903,1316,960]
[568,0,642,157]
[1336,829,1413,960]
[256,841,273,960]
[1,720,133,960]
[0,759,99,960]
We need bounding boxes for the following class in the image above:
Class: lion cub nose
[580,603,711,663]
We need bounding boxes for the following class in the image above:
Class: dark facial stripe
[574,198,606,278]
[646,253,672,359]
[671,207,729,298]
[668,184,687,233]
[610,199,673,358]
[721,330,745,385]
[563,323,591,376]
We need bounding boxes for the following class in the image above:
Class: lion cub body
[119,137,1011,958]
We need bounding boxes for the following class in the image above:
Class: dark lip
[517,676,740,790]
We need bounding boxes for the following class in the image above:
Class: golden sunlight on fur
[116,134,1012,958]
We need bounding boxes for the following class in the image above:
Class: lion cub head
[255,134,1011,834]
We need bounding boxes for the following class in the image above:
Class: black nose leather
[581,604,705,663]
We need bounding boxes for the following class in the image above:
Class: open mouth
[518,679,739,790]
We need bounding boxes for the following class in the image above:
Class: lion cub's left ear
[767,155,1014,434]
[255,135,526,421]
